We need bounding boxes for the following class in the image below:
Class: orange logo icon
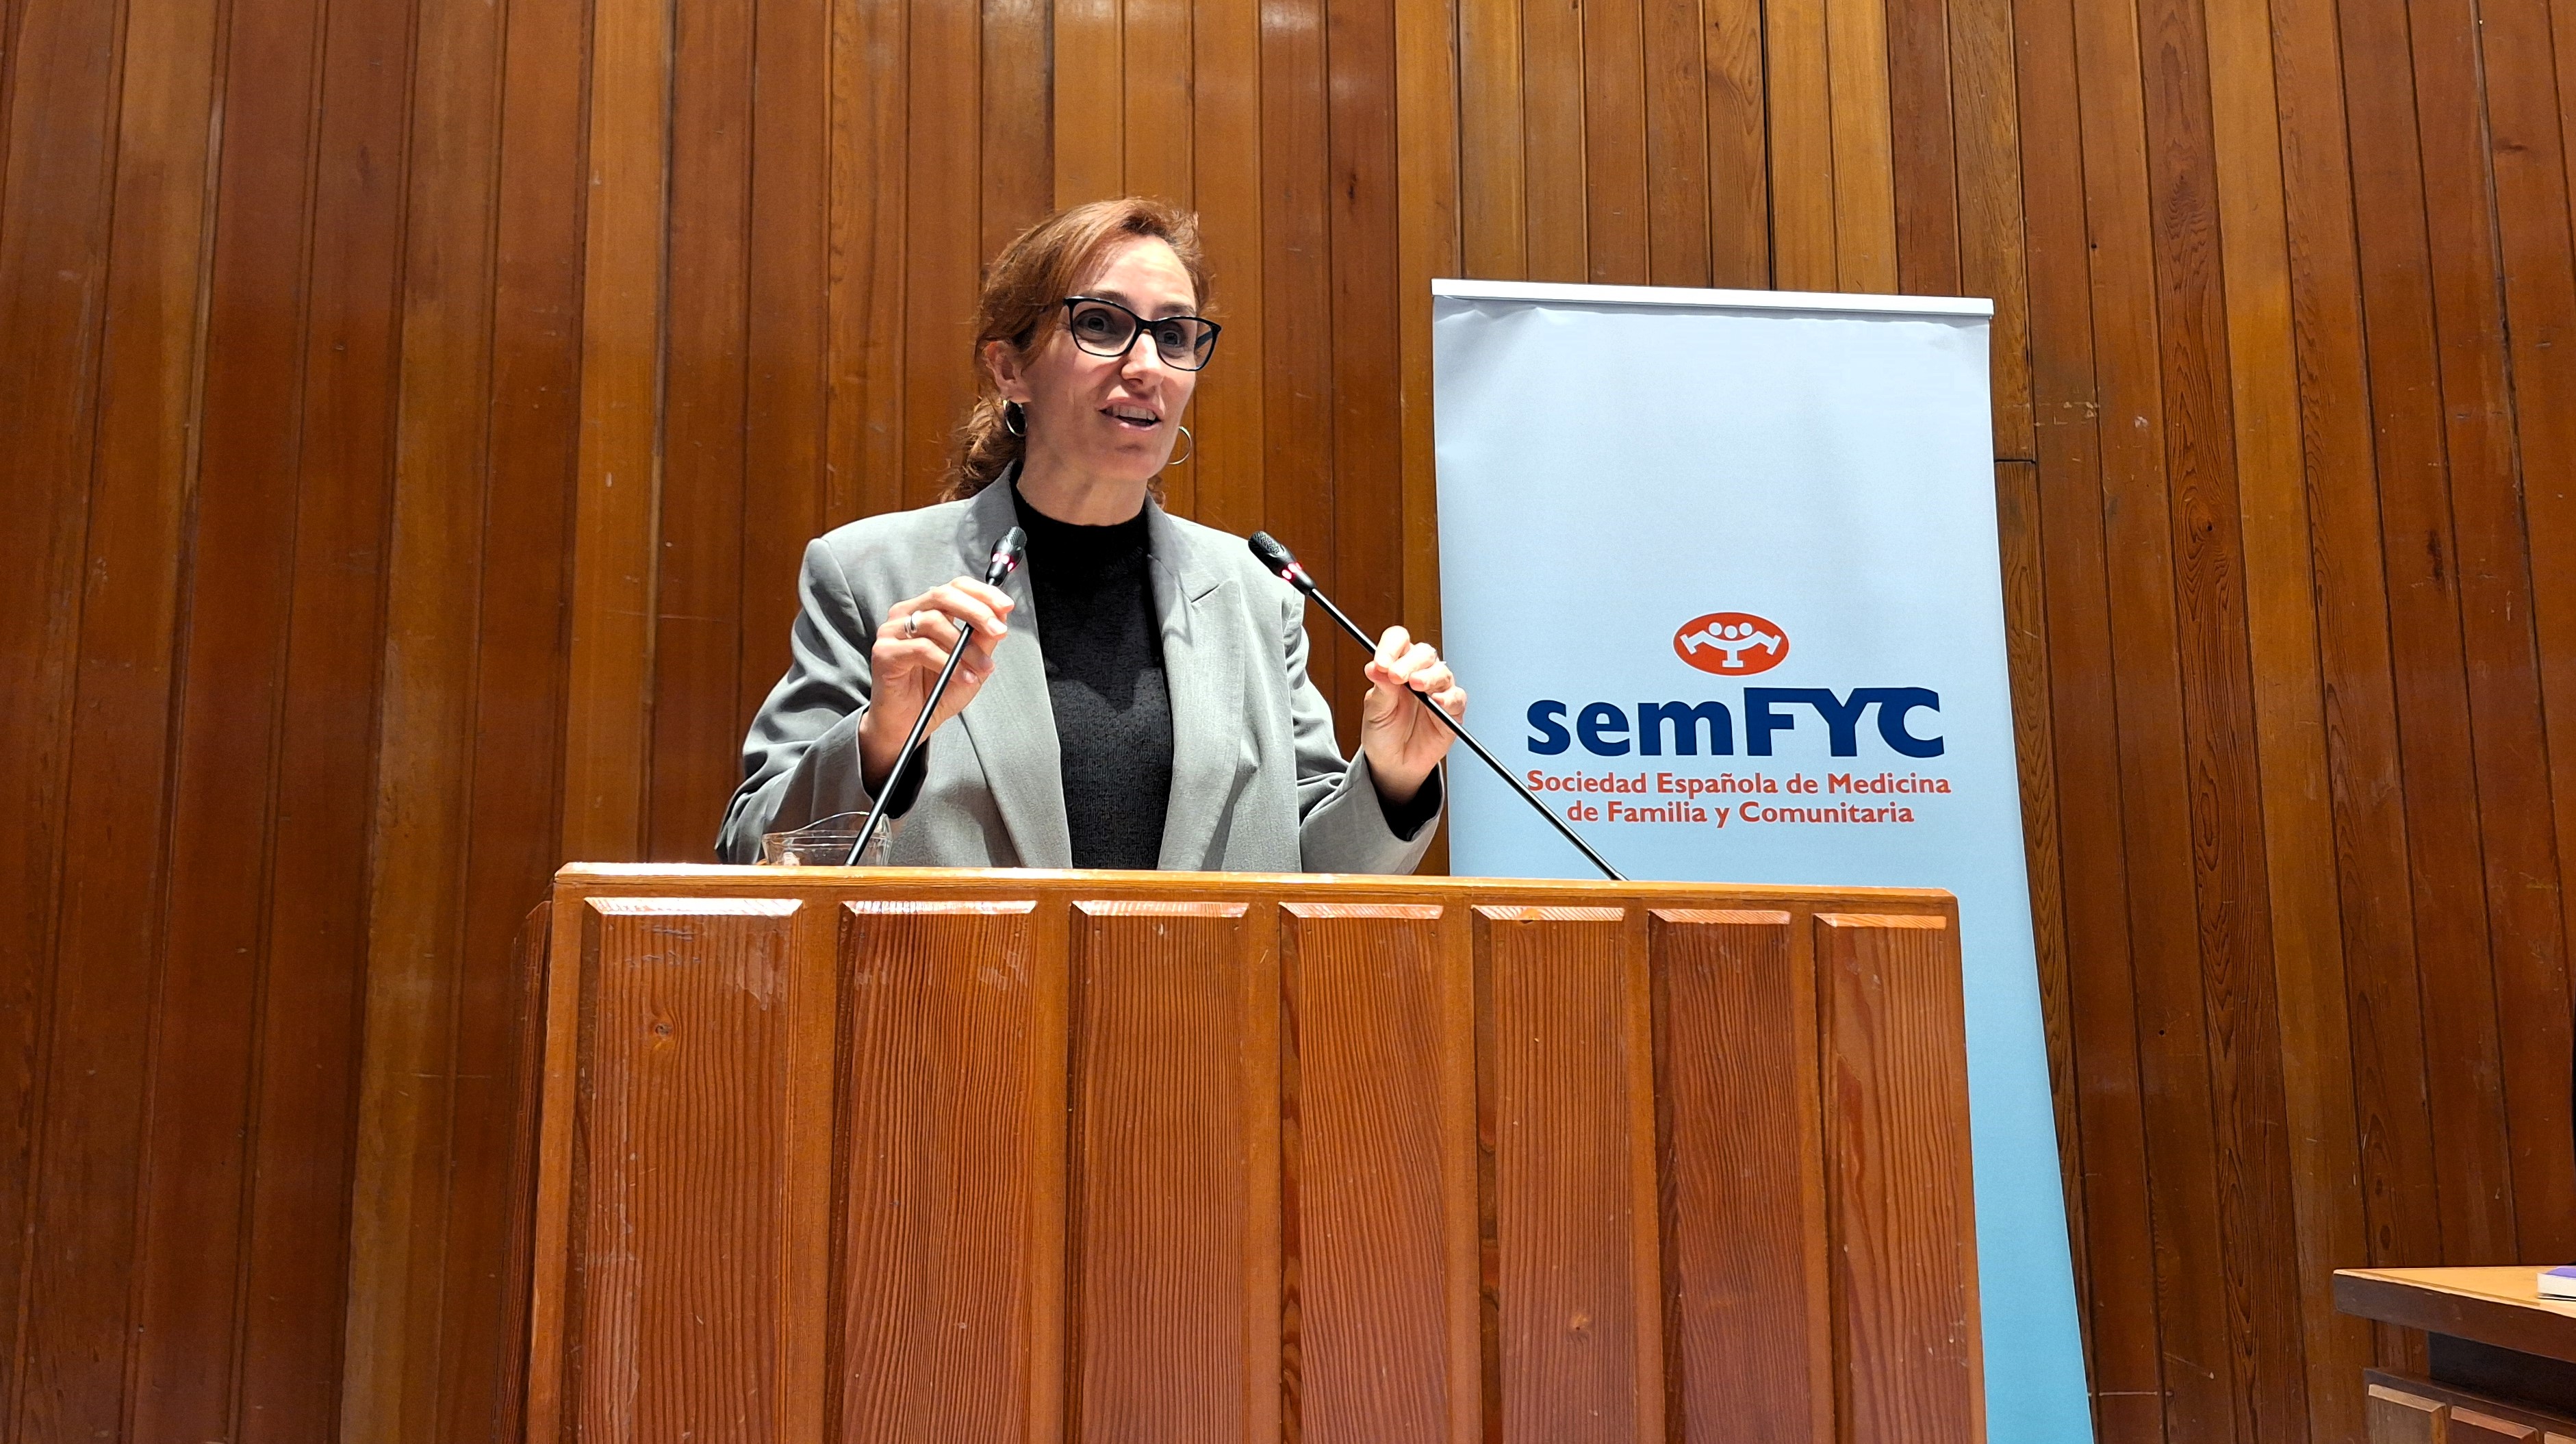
[1674,612,1789,676]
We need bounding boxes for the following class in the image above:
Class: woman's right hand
[857,577,1016,794]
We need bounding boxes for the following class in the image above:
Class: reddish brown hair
[941,197,1211,498]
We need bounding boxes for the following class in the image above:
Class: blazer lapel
[952,478,1073,867]
[1149,505,1245,870]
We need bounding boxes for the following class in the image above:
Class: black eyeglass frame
[1060,294,1223,371]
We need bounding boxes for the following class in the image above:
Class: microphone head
[1247,531,1314,592]
[986,526,1028,585]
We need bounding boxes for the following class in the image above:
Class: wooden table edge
[2334,1267,2576,1364]
[547,862,1964,913]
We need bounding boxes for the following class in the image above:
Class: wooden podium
[516,865,1985,1443]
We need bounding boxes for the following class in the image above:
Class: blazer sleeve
[715,538,923,862]
[1278,585,1444,875]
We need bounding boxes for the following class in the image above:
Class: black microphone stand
[843,527,1027,865]
[1248,532,1628,883]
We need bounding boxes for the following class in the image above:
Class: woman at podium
[716,197,1465,871]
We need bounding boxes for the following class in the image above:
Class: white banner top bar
[1431,276,1995,318]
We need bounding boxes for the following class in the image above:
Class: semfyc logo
[1673,611,1788,676]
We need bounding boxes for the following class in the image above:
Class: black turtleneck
[1005,484,1442,864]
[1012,486,1175,870]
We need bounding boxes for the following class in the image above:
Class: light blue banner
[1433,280,2093,1444]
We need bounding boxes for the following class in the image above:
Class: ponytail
[947,395,1026,498]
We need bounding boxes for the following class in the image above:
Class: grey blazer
[715,477,1441,872]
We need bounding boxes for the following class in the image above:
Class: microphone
[1247,531,1627,882]
[843,527,1028,865]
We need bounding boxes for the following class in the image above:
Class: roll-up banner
[1433,279,2091,1443]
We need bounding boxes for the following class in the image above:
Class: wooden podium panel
[518,867,1984,1443]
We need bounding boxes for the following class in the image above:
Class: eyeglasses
[1061,295,1221,371]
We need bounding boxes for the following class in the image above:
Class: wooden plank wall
[0,0,2572,1434]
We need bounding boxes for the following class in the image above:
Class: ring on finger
[905,611,923,637]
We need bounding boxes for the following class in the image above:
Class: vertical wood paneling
[433,0,599,1433]
[2338,0,2521,1271]
[1520,0,1589,281]
[1640,0,1709,286]
[2070,0,2248,1433]
[1438,887,1483,1444]
[2488,8,2576,1230]
[1950,0,2028,453]
[127,0,313,1430]
[981,0,1054,257]
[522,890,589,1442]
[1068,900,1278,1443]
[2204,0,2371,1433]
[2477,0,2576,1267]
[1121,0,1191,203]
[477,904,556,1443]
[344,0,515,1436]
[648,0,758,862]
[1702,0,1768,286]
[827,0,908,522]
[1054,0,1123,203]
[1281,903,1472,1441]
[978,0,1058,482]
[1260,0,1343,729]
[0,0,19,216]
[1457,0,1527,277]
[900,0,981,512]
[569,898,817,1442]
[2138,0,2310,1430]
[0,0,97,1405]
[1327,0,1403,729]
[2272,0,2445,1385]
[2011,0,2161,1426]
[1818,913,1980,1444]
[1767,0,1837,289]
[743,0,830,736]
[560,0,674,863]
[832,901,1056,1441]
[1650,909,1831,1443]
[238,0,418,1432]
[1579,0,1649,283]
[1477,905,1661,1443]
[2559,0,2576,279]
[6,0,212,1432]
[1824,0,1897,289]
[2409,0,2576,1278]
[1885,0,1959,294]
[1189,0,1266,537]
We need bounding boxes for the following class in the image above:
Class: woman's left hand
[1358,626,1467,804]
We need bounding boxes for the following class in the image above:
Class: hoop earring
[1002,401,1027,438]
[1165,424,1193,468]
